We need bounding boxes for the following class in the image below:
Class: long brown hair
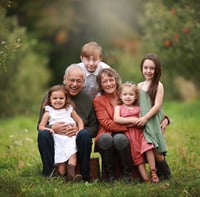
[140,53,161,105]
[42,85,74,111]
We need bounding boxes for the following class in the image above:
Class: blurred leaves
[0,5,51,117]
[6,0,142,84]
[1,0,200,117]
[139,0,200,99]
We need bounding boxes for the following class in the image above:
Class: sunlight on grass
[0,101,200,196]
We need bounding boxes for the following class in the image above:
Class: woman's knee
[113,133,129,150]
[96,133,113,150]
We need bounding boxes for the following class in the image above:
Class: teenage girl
[138,53,171,181]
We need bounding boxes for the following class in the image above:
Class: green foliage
[6,0,143,85]
[0,11,51,117]
[1,0,200,119]
[139,0,200,99]
[0,5,21,71]
[0,101,200,196]
[104,46,142,84]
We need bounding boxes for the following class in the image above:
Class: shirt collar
[85,63,102,77]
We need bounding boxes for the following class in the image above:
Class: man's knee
[76,129,92,145]
[38,130,53,147]
[38,130,51,140]
[113,133,129,150]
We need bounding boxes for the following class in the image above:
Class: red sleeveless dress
[120,104,154,165]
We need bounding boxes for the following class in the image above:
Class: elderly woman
[93,68,138,183]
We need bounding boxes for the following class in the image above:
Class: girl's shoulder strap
[137,81,144,89]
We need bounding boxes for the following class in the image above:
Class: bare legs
[138,150,171,183]
[137,149,159,183]
[56,154,81,181]
[57,153,77,176]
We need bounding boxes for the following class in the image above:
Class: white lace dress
[45,105,77,164]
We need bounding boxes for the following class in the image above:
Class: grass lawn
[0,100,200,197]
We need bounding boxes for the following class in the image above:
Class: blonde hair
[119,82,139,105]
[80,42,102,59]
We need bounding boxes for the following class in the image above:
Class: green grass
[0,100,200,197]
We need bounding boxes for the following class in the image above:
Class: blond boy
[77,42,110,98]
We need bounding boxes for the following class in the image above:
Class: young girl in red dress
[114,82,158,182]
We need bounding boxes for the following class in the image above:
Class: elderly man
[37,64,98,182]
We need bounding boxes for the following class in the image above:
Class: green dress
[139,89,167,154]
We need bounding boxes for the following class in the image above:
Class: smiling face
[140,53,161,83]
[100,73,117,94]
[80,42,102,73]
[120,85,137,107]
[64,66,85,96]
[98,68,121,95]
[81,56,101,73]
[142,59,156,81]
[50,90,66,109]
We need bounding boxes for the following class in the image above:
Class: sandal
[143,178,150,183]
[151,169,159,183]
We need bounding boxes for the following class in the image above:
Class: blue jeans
[37,130,54,176]
[37,129,92,180]
[76,129,92,181]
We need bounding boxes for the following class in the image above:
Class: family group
[37,42,171,184]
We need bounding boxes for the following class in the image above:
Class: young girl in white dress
[39,85,83,181]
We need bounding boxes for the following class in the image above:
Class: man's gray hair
[64,64,85,79]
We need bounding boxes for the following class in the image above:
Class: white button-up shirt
[77,62,110,98]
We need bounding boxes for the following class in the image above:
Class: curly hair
[119,82,139,105]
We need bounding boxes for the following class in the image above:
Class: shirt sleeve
[93,97,128,132]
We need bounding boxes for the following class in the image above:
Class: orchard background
[1,0,199,117]
[0,1,200,196]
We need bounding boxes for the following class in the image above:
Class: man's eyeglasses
[67,78,84,84]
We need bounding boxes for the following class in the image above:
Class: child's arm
[71,109,84,132]
[140,82,164,124]
[114,105,139,125]
[38,111,54,133]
